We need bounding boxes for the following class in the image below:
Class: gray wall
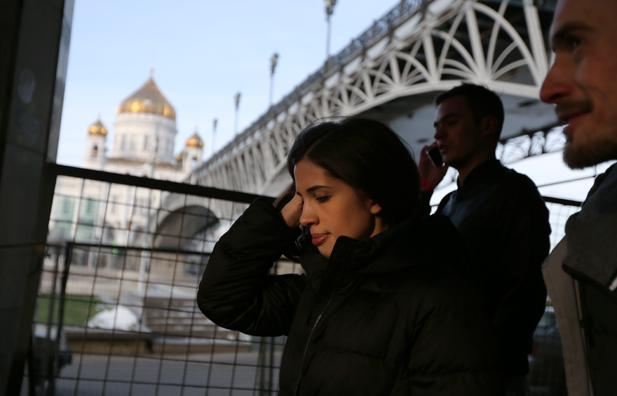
[0,0,73,393]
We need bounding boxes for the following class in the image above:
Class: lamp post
[234,92,241,136]
[269,52,279,107]
[211,118,218,157]
[324,0,337,60]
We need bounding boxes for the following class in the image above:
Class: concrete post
[0,0,73,393]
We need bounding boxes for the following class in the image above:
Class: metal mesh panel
[24,167,303,396]
[25,165,584,396]
[529,197,581,396]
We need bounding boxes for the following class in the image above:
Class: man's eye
[566,35,583,52]
[569,37,583,51]
[316,196,330,203]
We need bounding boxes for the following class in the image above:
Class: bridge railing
[25,164,580,395]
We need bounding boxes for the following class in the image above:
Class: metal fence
[24,165,582,396]
[528,196,581,396]
[23,164,303,396]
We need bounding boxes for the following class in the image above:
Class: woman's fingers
[281,194,303,228]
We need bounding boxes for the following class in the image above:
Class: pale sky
[57,1,608,203]
[58,1,401,166]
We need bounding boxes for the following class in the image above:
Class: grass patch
[35,295,103,327]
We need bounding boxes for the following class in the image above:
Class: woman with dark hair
[197,118,501,395]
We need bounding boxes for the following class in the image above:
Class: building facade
[49,77,205,259]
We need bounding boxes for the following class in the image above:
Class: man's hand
[418,144,448,192]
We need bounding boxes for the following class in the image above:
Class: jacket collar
[456,159,504,198]
[299,214,457,287]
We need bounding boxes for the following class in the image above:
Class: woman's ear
[369,202,382,215]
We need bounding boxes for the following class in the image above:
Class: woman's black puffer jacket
[197,199,502,395]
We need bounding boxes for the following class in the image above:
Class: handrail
[49,163,273,204]
[541,196,582,207]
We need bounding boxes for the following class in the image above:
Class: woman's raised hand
[273,184,303,228]
[281,194,303,228]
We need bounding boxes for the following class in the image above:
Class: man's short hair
[436,83,505,137]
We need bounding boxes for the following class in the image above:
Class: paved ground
[24,351,281,396]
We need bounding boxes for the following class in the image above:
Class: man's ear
[480,116,499,139]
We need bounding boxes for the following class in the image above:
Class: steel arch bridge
[154,0,560,245]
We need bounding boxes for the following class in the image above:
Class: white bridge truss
[191,0,554,197]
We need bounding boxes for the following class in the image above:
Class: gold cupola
[117,77,176,120]
[87,118,108,137]
[185,131,204,149]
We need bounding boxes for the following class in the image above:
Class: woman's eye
[315,196,330,203]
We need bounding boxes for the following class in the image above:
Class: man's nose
[540,57,572,104]
[434,125,444,141]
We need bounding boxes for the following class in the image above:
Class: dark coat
[198,199,502,395]
[432,160,550,375]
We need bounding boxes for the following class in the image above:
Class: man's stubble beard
[564,131,617,169]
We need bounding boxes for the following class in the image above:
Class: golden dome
[87,118,108,137]
[186,131,204,149]
[117,77,176,120]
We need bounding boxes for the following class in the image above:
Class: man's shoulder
[496,165,544,198]
[586,162,617,200]
[497,167,549,221]
[500,165,538,187]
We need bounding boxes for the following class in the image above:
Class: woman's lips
[311,233,328,246]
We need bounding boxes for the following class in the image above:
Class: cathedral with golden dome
[85,76,203,178]
[51,76,206,248]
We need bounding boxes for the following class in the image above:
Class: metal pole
[269,52,279,107]
[234,92,241,136]
[326,15,332,60]
[138,135,158,293]
[211,118,218,157]
[324,0,337,60]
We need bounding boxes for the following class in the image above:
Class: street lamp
[269,52,279,106]
[211,118,218,157]
[324,0,337,60]
[234,92,241,136]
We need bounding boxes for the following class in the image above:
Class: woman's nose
[299,203,317,227]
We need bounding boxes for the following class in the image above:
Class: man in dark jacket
[540,1,617,394]
[418,83,551,395]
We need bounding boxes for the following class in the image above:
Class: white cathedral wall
[85,135,106,170]
[183,147,202,174]
[112,113,177,164]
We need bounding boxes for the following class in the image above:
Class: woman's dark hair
[287,118,419,226]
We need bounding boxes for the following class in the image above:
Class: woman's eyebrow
[306,185,332,194]
[295,185,331,197]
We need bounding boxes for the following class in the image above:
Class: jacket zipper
[293,296,334,395]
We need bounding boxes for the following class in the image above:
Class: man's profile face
[539,0,617,168]
[433,96,484,169]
